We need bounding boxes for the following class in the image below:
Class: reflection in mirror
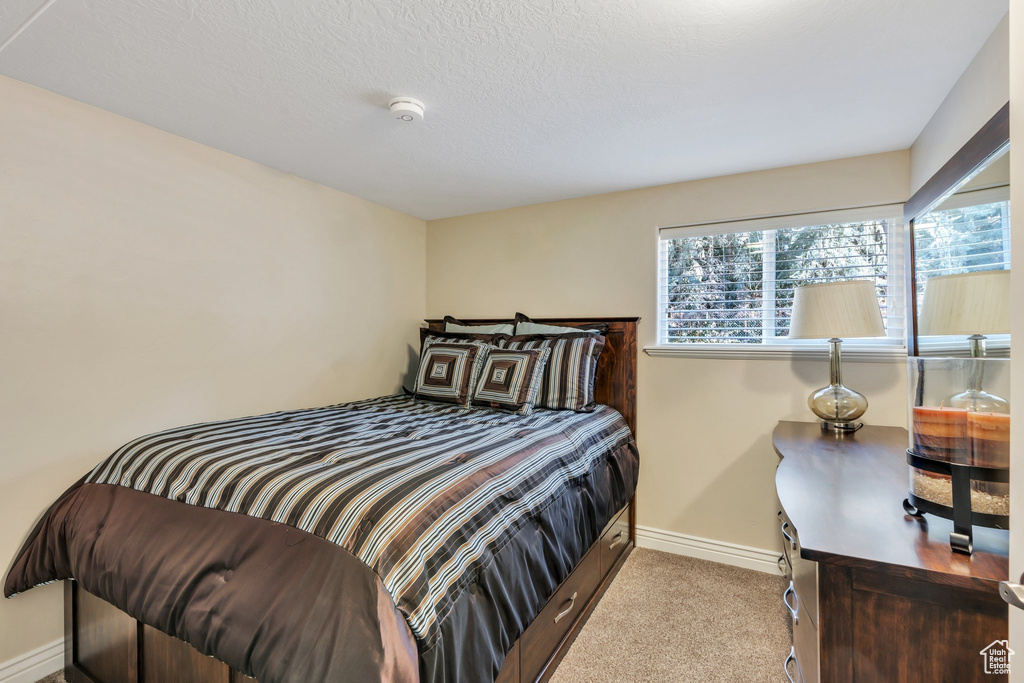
[914,146,1010,357]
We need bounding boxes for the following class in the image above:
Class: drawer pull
[784,646,798,683]
[608,531,625,550]
[781,521,797,550]
[777,554,788,575]
[783,582,800,625]
[553,591,577,624]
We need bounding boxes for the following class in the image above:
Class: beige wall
[0,76,426,664]
[427,151,910,552]
[1008,2,1022,669]
[909,13,1009,194]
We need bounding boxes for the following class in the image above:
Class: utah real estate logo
[980,640,1014,675]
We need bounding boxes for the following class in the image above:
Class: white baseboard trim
[0,638,63,683]
[635,525,783,575]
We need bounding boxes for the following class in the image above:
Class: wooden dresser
[774,421,1009,683]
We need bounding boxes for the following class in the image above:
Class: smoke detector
[389,97,424,123]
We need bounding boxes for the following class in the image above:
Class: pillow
[414,339,490,407]
[498,333,605,411]
[444,315,515,335]
[473,347,551,414]
[513,312,609,336]
[420,328,498,350]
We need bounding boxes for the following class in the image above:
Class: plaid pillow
[498,333,605,411]
[414,339,490,406]
[473,347,551,414]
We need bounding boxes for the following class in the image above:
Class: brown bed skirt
[8,441,638,683]
[61,500,634,683]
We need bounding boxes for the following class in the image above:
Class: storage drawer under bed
[520,545,602,681]
[599,506,630,574]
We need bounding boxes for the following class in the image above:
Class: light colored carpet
[551,548,791,683]
[36,548,791,683]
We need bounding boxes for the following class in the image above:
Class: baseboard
[0,638,63,683]
[635,525,783,575]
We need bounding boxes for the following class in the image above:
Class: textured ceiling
[0,0,1008,219]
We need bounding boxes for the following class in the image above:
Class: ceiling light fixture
[388,97,424,123]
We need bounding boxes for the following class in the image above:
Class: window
[913,186,1010,354]
[656,206,906,355]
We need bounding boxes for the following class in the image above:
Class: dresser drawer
[599,506,630,574]
[784,646,802,683]
[780,509,819,683]
[792,551,818,628]
[791,589,820,683]
[521,546,601,681]
[779,509,817,628]
[783,580,820,683]
[779,510,796,569]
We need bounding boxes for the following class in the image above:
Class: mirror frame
[904,102,1010,356]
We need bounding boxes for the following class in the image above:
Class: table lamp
[789,280,886,432]
[918,270,1010,358]
[918,270,1010,412]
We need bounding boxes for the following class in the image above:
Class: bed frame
[63,317,639,683]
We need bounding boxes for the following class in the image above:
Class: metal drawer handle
[784,646,797,683]
[554,591,577,624]
[608,531,625,550]
[781,521,797,550]
[777,554,788,575]
[784,582,800,625]
[999,573,1024,610]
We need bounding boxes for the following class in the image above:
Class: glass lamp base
[822,419,864,433]
[808,383,868,430]
[946,389,1009,413]
[807,338,869,433]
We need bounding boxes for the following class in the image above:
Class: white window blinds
[657,206,906,348]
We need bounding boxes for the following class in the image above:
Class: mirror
[913,147,1010,356]
[908,105,1010,358]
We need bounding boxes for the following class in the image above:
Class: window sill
[917,338,1010,358]
[643,344,908,363]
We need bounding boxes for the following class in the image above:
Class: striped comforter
[85,394,634,650]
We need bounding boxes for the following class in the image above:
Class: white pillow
[445,321,514,335]
[515,321,600,336]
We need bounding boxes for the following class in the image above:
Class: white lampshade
[918,270,1010,335]
[788,280,886,339]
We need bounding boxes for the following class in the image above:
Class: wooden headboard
[424,317,639,437]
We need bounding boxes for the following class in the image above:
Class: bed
[5,317,639,683]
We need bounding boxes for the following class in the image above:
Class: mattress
[5,394,638,683]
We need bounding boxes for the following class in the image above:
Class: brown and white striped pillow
[414,339,490,406]
[472,347,551,414]
[498,333,605,411]
[419,328,499,351]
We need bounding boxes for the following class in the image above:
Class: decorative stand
[903,451,1009,555]
[904,357,1011,555]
